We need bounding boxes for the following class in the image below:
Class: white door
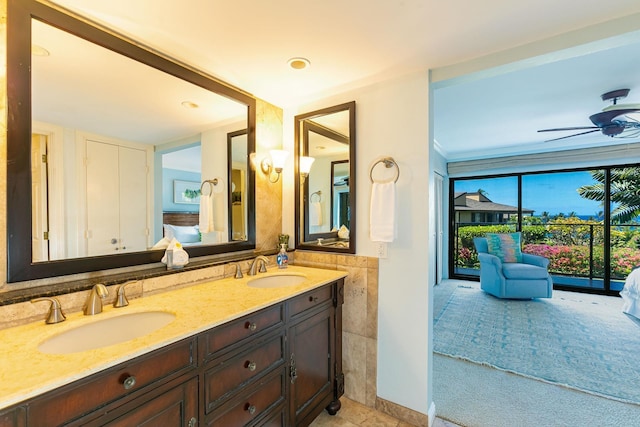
[86,140,120,256]
[118,146,148,252]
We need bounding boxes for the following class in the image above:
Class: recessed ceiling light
[181,101,199,109]
[32,44,50,57]
[287,57,310,70]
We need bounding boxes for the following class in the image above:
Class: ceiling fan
[538,89,640,142]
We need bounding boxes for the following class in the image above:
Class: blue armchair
[473,237,553,299]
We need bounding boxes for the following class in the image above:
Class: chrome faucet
[113,281,135,308]
[248,256,269,276]
[31,297,66,324]
[234,263,244,279]
[84,284,108,315]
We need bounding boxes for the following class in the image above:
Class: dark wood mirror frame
[294,101,356,254]
[7,0,256,282]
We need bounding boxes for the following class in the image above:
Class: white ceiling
[48,0,640,160]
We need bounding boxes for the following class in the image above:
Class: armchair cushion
[486,232,523,263]
[502,262,550,280]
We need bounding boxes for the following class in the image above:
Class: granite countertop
[0,266,347,410]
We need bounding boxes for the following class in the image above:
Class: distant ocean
[532,214,640,223]
[533,215,600,221]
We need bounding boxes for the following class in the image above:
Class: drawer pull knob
[188,417,197,427]
[122,375,136,390]
[246,321,257,331]
[245,404,256,415]
[246,361,257,371]
[309,296,318,302]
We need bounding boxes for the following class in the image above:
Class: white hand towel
[310,201,322,226]
[161,238,189,267]
[370,182,396,242]
[199,194,214,233]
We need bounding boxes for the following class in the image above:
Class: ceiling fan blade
[538,126,599,133]
[590,109,640,126]
[543,129,600,142]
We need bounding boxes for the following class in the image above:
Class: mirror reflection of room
[30,18,249,262]
[300,104,354,250]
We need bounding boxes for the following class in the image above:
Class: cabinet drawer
[206,370,285,427]
[204,333,285,412]
[27,338,196,426]
[289,284,333,318]
[202,303,284,359]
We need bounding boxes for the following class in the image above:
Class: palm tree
[477,188,489,197]
[577,168,640,223]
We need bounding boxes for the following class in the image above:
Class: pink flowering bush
[523,244,640,278]
[609,247,640,278]
[455,223,640,279]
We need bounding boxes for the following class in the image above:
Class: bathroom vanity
[0,266,346,427]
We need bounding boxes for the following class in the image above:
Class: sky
[454,170,604,217]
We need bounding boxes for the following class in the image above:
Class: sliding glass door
[450,165,640,295]
[521,171,605,291]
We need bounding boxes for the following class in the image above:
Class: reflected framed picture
[173,180,201,204]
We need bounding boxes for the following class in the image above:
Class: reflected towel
[199,194,214,233]
[161,238,189,267]
[370,182,396,242]
[171,247,189,266]
[213,193,225,232]
[310,201,322,226]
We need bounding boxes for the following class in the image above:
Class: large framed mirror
[294,101,356,253]
[7,0,256,282]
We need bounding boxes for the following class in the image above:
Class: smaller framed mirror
[295,101,356,253]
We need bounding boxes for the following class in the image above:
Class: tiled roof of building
[454,192,533,214]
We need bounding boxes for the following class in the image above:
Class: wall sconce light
[261,149,289,183]
[299,156,315,182]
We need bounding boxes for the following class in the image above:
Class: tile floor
[309,398,462,427]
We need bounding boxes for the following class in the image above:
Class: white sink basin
[38,311,176,354]
[247,274,307,288]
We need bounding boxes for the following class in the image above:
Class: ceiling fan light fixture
[602,125,625,137]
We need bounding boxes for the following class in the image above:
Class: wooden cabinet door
[288,306,335,427]
[101,377,198,427]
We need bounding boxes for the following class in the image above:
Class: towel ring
[370,157,399,183]
[310,191,322,203]
[200,178,223,196]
